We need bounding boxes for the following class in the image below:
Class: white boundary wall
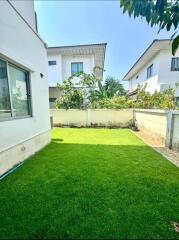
[134,109,179,151]
[171,112,179,151]
[51,108,179,151]
[134,109,168,145]
[50,109,133,128]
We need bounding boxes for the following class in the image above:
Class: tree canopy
[55,69,126,109]
[120,0,179,55]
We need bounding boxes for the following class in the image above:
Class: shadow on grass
[52,138,64,142]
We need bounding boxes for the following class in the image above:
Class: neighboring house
[123,39,179,101]
[0,1,51,176]
[47,43,106,108]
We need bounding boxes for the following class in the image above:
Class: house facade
[47,43,106,108]
[0,1,51,176]
[123,39,179,100]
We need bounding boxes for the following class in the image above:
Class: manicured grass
[0,128,179,239]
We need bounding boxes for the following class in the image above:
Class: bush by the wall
[89,87,177,110]
[89,96,133,109]
[134,87,176,110]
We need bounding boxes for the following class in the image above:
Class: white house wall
[62,55,94,80]
[0,1,51,174]
[129,54,160,93]
[48,53,95,86]
[9,0,36,31]
[48,53,63,86]
[158,49,179,97]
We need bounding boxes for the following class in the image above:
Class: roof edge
[7,0,48,48]
[122,39,170,81]
[47,43,107,49]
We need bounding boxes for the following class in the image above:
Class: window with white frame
[71,62,83,75]
[171,57,179,71]
[147,64,153,78]
[0,58,31,120]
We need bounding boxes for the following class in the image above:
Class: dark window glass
[48,61,56,66]
[0,59,11,119]
[49,98,56,102]
[171,58,179,71]
[147,64,153,78]
[71,62,83,75]
[9,65,31,117]
[176,97,179,103]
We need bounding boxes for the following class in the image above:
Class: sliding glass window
[0,58,31,120]
[0,59,11,119]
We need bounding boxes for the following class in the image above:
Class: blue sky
[34,0,171,85]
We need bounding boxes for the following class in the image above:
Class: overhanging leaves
[172,35,179,55]
[120,0,179,55]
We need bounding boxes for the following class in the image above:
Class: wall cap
[134,109,169,114]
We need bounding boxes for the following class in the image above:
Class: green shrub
[89,96,132,109]
[55,89,84,110]
[89,86,177,110]
[134,86,176,110]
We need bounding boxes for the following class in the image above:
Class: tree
[88,76,127,102]
[56,66,103,109]
[104,76,126,98]
[120,0,179,55]
[56,77,84,109]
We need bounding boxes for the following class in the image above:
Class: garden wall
[172,112,179,151]
[50,108,179,151]
[134,109,179,151]
[50,109,133,128]
[134,109,168,146]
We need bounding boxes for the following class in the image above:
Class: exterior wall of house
[49,87,62,108]
[48,53,95,86]
[129,54,160,93]
[128,48,179,97]
[48,53,63,86]
[62,55,94,82]
[158,48,179,97]
[48,52,95,108]
[9,0,37,31]
[0,1,51,176]
[0,131,51,176]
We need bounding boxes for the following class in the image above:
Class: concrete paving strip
[131,130,179,167]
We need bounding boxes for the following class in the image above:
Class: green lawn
[0,128,179,239]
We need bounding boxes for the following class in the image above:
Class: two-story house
[47,43,106,108]
[123,39,179,101]
[0,1,51,177]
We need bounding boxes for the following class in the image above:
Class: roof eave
[47,43,107,50]
[122,39,170,81]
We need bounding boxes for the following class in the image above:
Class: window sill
[0,115,33,123]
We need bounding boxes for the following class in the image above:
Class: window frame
[171,57,179,71]
[0,57,32,122]
[147,64,153,79]
[48,61,57,66]
[71,62,83,75]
